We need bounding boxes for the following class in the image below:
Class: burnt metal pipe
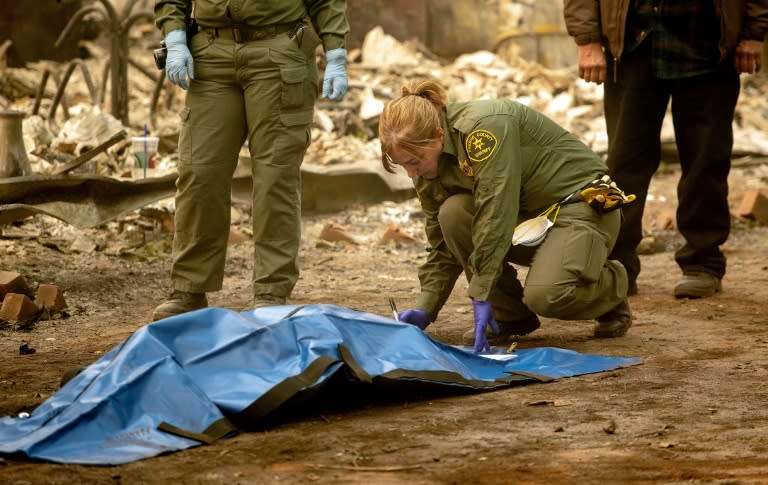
[46,59,99,135]
[0,111,33,178]
[54,0,155,126]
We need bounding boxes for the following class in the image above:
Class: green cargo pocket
[279,110,313,151]
[280,66,307,110]
[177,106,192,163]
[280,110,313,127]
[560,223,607,284]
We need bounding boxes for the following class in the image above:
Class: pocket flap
[179,106,191,122]
[280,110,313,127]
[280,66,306,84]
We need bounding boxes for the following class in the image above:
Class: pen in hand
[388,297,399,321]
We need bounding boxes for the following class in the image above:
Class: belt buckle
[232,26,244,43]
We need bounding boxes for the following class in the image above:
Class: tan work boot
[462,313,541,346]
[249,294,287,309]
[673,272,721,298]
[152,290,208,321]
[594,299,632,338]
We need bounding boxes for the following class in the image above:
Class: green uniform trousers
[438,194,628,320]
[172,29,318,296]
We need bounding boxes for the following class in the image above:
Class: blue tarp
[0,304,642,465]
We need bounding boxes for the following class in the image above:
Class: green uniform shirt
[155,0,349,51]
[414,99,607,316]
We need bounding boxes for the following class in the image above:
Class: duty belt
[201,22,300,43]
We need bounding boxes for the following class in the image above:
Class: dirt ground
[1,161,767,485]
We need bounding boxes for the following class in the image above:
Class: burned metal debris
[0,24,767,233]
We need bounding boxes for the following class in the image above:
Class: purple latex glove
[472,299,499,353]
[398,308,433,330]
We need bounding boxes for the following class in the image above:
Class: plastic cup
[130,136,159,178]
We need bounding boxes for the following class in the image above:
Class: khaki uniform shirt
[155,0,349,51]
[414,99,607,316]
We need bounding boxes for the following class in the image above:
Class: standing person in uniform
[563,0,767,298]
[152,0,349,321]
[379,79,636,353]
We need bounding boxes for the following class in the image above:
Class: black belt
[201,22,300,43]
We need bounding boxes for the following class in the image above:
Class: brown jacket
[563,0,768,60]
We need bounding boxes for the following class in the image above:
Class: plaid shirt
[625,0,722,79]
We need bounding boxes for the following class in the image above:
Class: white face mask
[512,215,555,246]
[511,201,561,247]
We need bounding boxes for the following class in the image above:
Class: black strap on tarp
[157,417,237,445]
[338,344,553,387]
[235,355,340,424]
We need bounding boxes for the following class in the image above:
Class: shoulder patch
[458,159,474,177]
[465,129,498,163]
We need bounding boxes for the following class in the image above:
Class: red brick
[34,284,67,313]
[0,293,40,323]
[377,223,420,245]
[737,190,768,224]
[318,223,359,245]
[0,270,34,300]
[228,228,250,245]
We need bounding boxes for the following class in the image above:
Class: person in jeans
[564,0,767,298]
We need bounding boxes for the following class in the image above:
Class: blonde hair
[379,79,449,173]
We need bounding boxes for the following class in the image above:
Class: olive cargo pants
[171,30,318,297]
[439,194,628,320]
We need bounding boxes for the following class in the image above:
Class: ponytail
[379,79,448,173]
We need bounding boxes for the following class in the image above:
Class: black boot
[462,313,541,346]
[594,299,632,338]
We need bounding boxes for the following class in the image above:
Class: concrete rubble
[2,25,767,179]
[0,25,766,310]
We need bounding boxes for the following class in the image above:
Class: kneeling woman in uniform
[379,79,634,353]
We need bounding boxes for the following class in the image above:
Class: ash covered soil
[1,164,767,484]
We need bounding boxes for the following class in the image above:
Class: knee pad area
[523,283,579,319]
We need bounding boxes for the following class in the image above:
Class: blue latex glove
[398,308,432,330]
[165,30,194,90]
[472,299,499,354]
[322,48,348,101]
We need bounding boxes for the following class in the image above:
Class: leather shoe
[152,290,208,321]
[462,313,541,346]
[673,272,721,298]
[594,299,632,338]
